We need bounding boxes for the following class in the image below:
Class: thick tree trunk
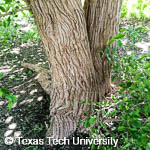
[28,0,99,139]
[84,0,123,95]
[24,0,123,139]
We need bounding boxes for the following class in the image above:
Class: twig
[0,7,30,18]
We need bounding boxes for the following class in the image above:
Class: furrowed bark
[28,0,99,139]
[84,0,123,96]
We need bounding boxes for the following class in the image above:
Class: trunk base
[46,114,77,139]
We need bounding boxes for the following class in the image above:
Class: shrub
[80,26,150,150]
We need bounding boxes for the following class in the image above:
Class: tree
[23,0,123,139]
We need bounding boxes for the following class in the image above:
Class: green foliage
[107,33,125,46]
[126,26,148,44]
[80,26,150,150]
[0,72,3,78]
[0,22,18,49]
[0,0,40,51]
[0,19,40,50]
[0,73,18,110]
[112,52,150,149]
[103,25,148,63]
[24,146,38,150]
[121,1,128,18]
[121,0,150,21]
[0,88,18,110]
[19,26,41,43]
[110,26,150,149]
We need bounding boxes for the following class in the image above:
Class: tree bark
[28,0,99,139]
[23,0,123,139]
[84,0,123,95]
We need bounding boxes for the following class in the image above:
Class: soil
[0,40,51,150]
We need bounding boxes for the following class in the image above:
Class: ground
[0,18,150,150]
[0,38,51,150]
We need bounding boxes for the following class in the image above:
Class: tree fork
[23,0,123,139]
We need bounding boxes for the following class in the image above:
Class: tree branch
[0,7,30,18]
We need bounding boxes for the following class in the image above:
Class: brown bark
[84,0,123,95]
[28,0,99,139]
[23,0,123,139]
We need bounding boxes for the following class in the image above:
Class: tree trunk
[24,0,122,139]
[28,0,99,139]
[84,0,123,95]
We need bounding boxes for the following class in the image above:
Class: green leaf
[128,26,134,32]
[77,120,81,125]
[129,128,137,131]
[0,89,3,97]
[117,40,124,48]
[3,20,8,28]
[99,121,107,129]
[6,94,17,103]
[8,100,13,110]
[146,143,150,150]
[109,110,117,117]
[1,88,9,95]
[135,27,147,32]
[89,116,97,124]
[120,28,127,32]
[0,6,6,12]
[72,102,75,107]
[106,54,112,62]
[7,16,11,26]
[91,128,98,133]
[123,143,131,149]
[144,63,150,69]
[88,99,91,103]
[15,6,19,10]
[16,1,20,3]
[113,33,125,39]
[5,0,13,4]
[84,119,90,128]
[13,95,17,103]
[107,33,125,45]
[22,11,27,17]
[141,126,150,132]
[24,146,34,150]
[81,100,86,104]
[107,38,116,45]
[0,72,3,78]
[28,70,33,75]
[91,143,95,150]
[146,122,150,128]
[118,126,126,131]
[104,100,109,106]
[84,112,88,116]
